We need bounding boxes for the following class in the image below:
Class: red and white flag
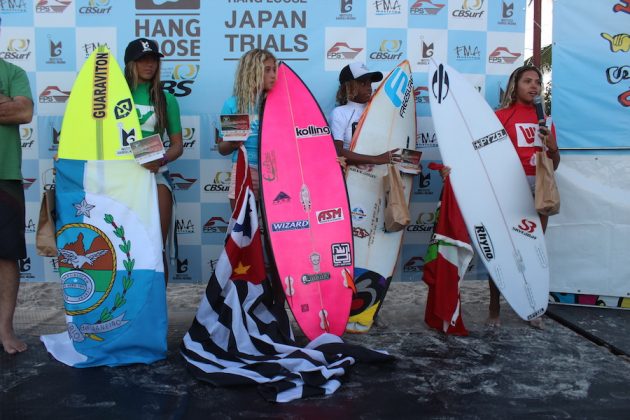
[423,163,473,336]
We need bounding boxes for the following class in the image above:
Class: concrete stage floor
[2,281,630,419]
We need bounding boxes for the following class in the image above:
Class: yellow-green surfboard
[59,46,141,160]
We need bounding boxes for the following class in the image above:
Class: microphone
[533,95,546,128]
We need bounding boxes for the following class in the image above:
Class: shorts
[228,163,259,200]
[0,180,27,259]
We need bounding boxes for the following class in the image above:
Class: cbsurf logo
[92,52,109,119]
[79,0,113,14]
[295,125,330,138]
[453,0,485,18]
[474,224,495,261]
[272,220,310,232]
[0,39,31,60]
[370,40,403,61]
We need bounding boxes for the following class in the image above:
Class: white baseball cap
[339,62,383,84]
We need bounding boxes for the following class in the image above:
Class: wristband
[160,155,169,167]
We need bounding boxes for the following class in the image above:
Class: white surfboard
[345,60,417,332]
[428,60,549,321]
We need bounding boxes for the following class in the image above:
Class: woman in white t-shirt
[330,62,401,165]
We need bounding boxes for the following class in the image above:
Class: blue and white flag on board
[41,159,167,367]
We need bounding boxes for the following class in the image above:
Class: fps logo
[163,64,199,97]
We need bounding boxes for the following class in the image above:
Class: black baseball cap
[339,62,383,84]
[124,38,164,65]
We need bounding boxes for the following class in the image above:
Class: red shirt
[495,103,555,176]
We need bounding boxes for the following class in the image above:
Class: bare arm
[539,126,560,170]
[142,131,184,173]
[333,140,400,166]
[0,95,33,125]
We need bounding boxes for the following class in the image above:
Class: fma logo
[82,42,110,59]
[1,0,27,12]
[79,0,112,14]
[374,0,402,15]
[39,86,70,104]
[410,0,445,15]
[135,0,200,9]
[370,40,403,60]
[36,0,72,13]
[25,218,36,234]
[327,42,362,60]
[163,64,199,97]
[416,130,438,148]
[175,219,195,234]
[454,45,481,61]
[488,47,521,64]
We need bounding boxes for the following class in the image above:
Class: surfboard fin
[342,268,356,294]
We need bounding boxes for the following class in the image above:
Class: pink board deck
[260,62,354,340]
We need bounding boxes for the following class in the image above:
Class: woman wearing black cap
[124,37,183,284]
[330,62,401,166]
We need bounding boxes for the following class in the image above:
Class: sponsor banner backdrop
[2,0,525,283]
[553,0,630,148]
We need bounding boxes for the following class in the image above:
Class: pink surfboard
[260,62,354,340]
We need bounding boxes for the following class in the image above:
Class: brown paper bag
[36,188,57,257]
[383,164,410,232]
[535,148,560,216]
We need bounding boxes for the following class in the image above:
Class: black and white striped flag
[180,147,394,402]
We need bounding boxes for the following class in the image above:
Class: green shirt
[0,59,33,180]
[130,82,182,139]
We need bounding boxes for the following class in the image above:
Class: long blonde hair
[125,60,167,135]
[500,65,543,109]
[233,48,277,114]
